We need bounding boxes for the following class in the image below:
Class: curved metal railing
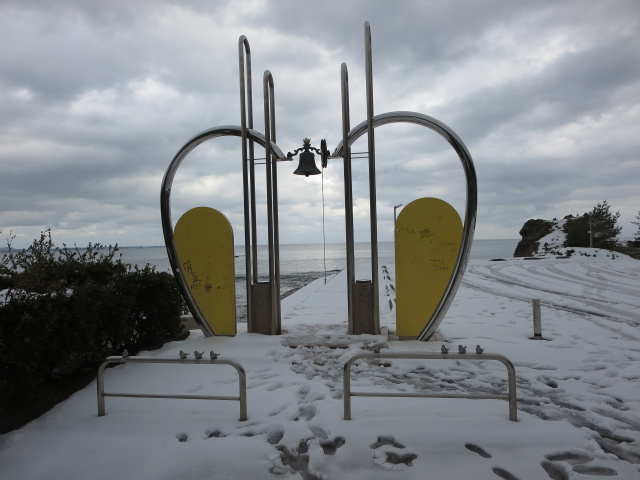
[97,355,247,421]
[344,351,516,421]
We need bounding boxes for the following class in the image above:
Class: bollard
[532,299,542,339]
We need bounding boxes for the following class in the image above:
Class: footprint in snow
[369,435,406,449]
[370,436,416,470]
[465,443,492,458]
[492,467,521,480]
[320,436,345,455]
[296,404,316,421]
[463,443,521,480]
[544,451,592,465]
[544,452,617,478]
[372,451,417,469]
[269,440,314,477]
[540,460,570,480]
[572,465,617,476]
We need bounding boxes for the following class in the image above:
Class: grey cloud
[1,0,639,247]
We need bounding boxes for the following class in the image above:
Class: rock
[514,219,555,257]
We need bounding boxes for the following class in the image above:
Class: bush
[632,211,640,246]
[0,230,186,409]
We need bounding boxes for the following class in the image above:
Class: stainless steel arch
[333,111,477,341]
[160,125,286,337]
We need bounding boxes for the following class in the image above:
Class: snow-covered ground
[1,252,639,480]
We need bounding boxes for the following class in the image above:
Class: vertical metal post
[269,78,282,331]
[394,204,402,227]
[238,35,255,330]
[532,299,542,339]
[263,71,281,334]
[237,361,248,421]
[341,63,355,334]
[343,355,353,420]
[364,22,380,334]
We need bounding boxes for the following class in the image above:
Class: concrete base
[353,280,376,335]
[251,282,272,335]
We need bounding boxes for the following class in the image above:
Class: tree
[589,200,622,248]
[632,211,640,246]
[564,200,621,249]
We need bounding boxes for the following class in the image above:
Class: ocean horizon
[116,239,520,273]
[2,239,521,322]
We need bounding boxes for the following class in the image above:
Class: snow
[1,253,640,480]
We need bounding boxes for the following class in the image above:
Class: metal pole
[364,22,380,334]
[532,299,542,339]
[341,63,355,334]
[239,35,255,330]
[263,71,280,334]
[269,77,282,332]
[394,204,402,227]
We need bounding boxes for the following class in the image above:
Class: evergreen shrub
[0,230,186,409]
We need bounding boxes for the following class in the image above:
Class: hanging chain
[322,167,327,284]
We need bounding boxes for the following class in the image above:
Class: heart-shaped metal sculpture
[160,24,476,341]
[160,126,286,337]
[161,111,476,340]
[333,111,476,341]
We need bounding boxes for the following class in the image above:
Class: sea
[118,239,519,322]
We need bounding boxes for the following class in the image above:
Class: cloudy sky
[1,0,639,249]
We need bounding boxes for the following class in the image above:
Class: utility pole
[394,204,402,227]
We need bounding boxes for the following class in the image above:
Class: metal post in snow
[532,299,542,339]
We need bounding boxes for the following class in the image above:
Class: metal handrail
[97,356,247,421]
[343,352,517,421]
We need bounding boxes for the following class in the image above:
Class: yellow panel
[395,198,462,339]
[174,207,236,336]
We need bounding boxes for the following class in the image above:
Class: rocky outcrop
[514,219,555,257]
[513,216,639,260]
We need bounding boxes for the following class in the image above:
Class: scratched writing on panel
[182,259,202,292]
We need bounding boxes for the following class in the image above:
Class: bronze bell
[293,148,321,176]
